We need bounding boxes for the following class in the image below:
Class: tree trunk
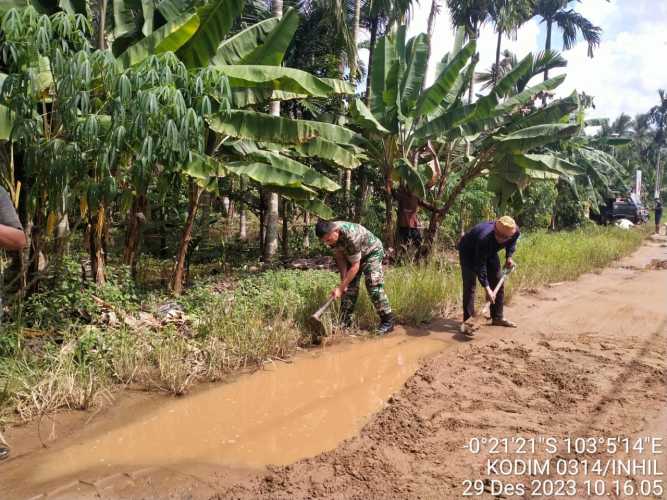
[54,213,69,260]
[542,19,552,106]
[158,205,168,258]
[303,211,310,249]
[123,194,147,277]
[365,17,379,105]
[264,191,279,261]
[655,148,662,199]
[281,199,289,258]
[383,168,394,249]
[239,179,247,241]
[264,101,281,261]
[351,0,361,81]
[544,19,552,81]
[259,190,266,249]
[89,205,106,286]
[423,210,443,256]
[171,181,202,295]
[467,28,478,104]
[27,208,45,294]
[354,167,368,222]
[97,0,107,50]
[344,0,361,218]
[263,0,283,261]
[200,192,212,244]
[493,30,502,86]
[424,0,439,86]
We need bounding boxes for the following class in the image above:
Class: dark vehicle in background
[596,193,649,225]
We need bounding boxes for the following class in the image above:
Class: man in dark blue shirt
[457,216,519,332]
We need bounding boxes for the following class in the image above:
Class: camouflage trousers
[341,249,392,319]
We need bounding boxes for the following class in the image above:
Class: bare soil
[2,238,666,499]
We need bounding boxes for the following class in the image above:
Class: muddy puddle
[2,328,457,493]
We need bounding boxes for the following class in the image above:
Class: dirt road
[2,237,666,499]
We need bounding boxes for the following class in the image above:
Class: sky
[360,0,667,123]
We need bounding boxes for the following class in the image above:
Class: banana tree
[351,25,581,252]
[109,0,360,290]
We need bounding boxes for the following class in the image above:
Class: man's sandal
[491,318,517,328]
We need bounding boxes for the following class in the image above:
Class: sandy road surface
[2,237,666,499]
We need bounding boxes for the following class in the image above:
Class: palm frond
[553,8,601,56]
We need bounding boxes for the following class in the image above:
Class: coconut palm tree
[532,0,603,82]
[489,0,533,85]
[476,48,566,93]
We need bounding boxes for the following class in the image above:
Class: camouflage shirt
[333,221,383,263]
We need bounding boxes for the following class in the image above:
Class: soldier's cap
[495,216,517,233]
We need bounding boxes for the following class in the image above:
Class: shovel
[481,264,516,318]
[307,296,335,342]
[461,264,516,336]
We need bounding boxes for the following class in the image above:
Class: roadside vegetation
[0,0,663,431]
[0,224,648,424]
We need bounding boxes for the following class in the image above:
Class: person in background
[392,141,441,259]
[0,185,27,461]
[393,183,423,255]
[457,216,519,334]
[655,199,663,235]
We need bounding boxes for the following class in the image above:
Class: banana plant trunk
[171,181,202,295]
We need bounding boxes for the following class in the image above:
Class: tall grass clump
[505,226,647,299]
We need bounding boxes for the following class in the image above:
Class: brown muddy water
[1,327,459,495]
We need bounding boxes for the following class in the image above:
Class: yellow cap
[496,216,517,232]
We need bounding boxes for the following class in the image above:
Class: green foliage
[515,180,557,230]
[553,178,589,229]
[18,257,139,329]
[0,224,649,421]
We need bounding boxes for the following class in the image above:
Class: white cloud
[392,1,667,121]
[554,22,667,120]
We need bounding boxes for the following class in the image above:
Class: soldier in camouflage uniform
[315,220,395,335]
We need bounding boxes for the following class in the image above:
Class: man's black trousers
[459,252,504,321]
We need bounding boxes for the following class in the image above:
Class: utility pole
[656,148,663,200]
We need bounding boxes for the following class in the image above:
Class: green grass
[0,225,649,424]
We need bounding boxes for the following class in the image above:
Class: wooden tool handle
[312,296,335,320]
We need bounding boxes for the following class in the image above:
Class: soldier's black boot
[375,312,395,335]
